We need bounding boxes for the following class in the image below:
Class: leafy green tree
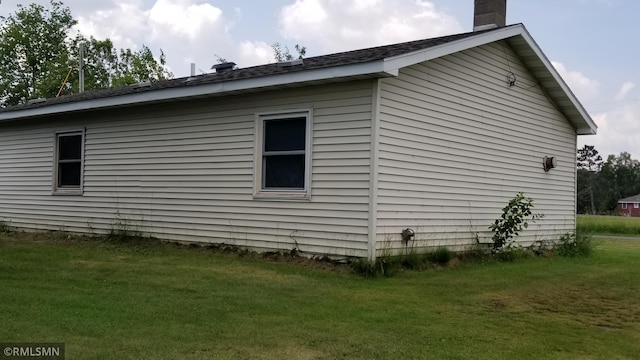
[576,147,640,215]
[576,145,603,214]
[0,1,75,106]
[112,46,172,87]
[272,43,307,62]
[598,152,640,213]
[577,145,603,172]
[0,1,172,107]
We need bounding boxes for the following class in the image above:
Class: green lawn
[578,214,640,236]
[1,232,639,359]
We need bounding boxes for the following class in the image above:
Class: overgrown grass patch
[578,214,640,236]
[0,219,11,234]
[1,232,639,359]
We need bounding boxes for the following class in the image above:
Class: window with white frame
[634,203,639,209]
[255,110,311,198]
[622,203,628,209]
[54,130,84,194]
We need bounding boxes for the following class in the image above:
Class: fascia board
[382,25,526,73]
[0,61,393,121]
[514,27,598,135]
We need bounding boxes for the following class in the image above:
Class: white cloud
[148,0,223,40]
[555,64,640,161]
[71,0,250,76]
[72,2,149,50]
[579,102,640,160]
[552,61,600,103]
[616,81,635,101]
[238,41,274,66]
[279,0,462,53]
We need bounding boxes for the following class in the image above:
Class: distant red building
[617,194,640,216]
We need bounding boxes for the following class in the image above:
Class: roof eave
[0,62,396,122]
[0,24,598,137]
[505,26,597,135]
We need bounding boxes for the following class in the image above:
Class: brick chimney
[473,0,506,31]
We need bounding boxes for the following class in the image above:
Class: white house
[0,1,596,259]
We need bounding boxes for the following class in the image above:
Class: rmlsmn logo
[1,343,65,360]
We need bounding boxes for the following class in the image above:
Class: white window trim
[634,203,639,209]
[253,108,312,200]
[52,129,85,196]
[622,203,628,209]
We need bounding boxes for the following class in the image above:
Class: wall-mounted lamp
[401,228,415,244]
[543,156,557,172]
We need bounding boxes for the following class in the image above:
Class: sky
[0,0,638,160]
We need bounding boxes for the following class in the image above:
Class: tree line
[577,145,640,214]
[0,1,309,109]
[0,1,172,107]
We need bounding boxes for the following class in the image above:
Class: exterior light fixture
[401,228,415,243]
[543,156,557,172]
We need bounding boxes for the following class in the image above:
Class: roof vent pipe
[473,0,506,31]
[190,63,196,76]
[79,42,85,93]
[211,62,236,74]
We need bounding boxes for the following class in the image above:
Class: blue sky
[1,0,638,159]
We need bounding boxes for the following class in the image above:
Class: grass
[1,232,640,359]
[578,214,640,236]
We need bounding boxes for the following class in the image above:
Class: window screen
[56,132,83,189]
[262,116,306,190]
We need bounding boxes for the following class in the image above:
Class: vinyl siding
[376,41,577,254]
[0,81,373,257]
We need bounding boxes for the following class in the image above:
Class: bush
[494,247,530,262]
[555,232,594,257]
[0,220,10,234]
[427,247,453,265]
[489,192,543,255]
[401,251,425,270]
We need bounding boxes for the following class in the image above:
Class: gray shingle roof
[618,194,640,203]
[0,26,504,113]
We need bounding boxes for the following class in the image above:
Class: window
[255,110,311,198]
[622,203,628,209]
[635,203,639,209]
[54,130,84,194]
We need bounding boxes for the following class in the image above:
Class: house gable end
[375,41,578,253]
[382,25,596,136]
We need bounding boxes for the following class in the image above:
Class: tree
[575,147,640,215]
[0,1,172,107]
[272,43,307,62]
[111,46,172,87]
[0,1,75,106]
[576,145,603,214]
[577,145,603,171]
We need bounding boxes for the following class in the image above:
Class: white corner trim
[367,79,382,261]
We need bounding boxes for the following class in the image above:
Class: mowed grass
[1,232,640,359]
[578,214,640,236]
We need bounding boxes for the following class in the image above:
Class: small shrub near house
[555,232,595,257]
[489,192,544,260]
[426,247,453,265]
[349,247,456,277]
[0,220,10,234]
